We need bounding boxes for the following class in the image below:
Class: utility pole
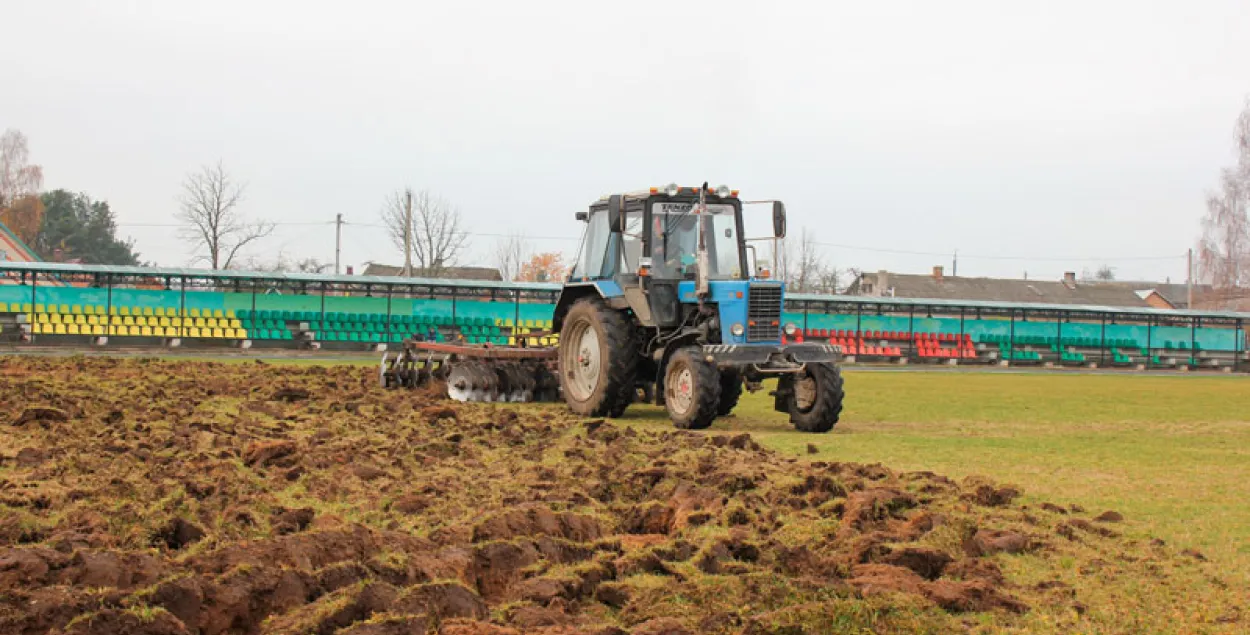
[952,249,958,277]
[1187,248,1193,309]
[402,189,413,277]
[334,213,343,275]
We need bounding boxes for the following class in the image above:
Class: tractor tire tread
[716,369,744,416]
[788,363,844,433]
[559,297,638,417]
[666,347,722,430]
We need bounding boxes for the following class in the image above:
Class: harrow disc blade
[447,361,500,402]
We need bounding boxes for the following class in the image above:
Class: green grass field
[616,371,1250,588]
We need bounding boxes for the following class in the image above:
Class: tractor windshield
[651,203,742,280]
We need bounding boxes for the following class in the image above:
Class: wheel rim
[794,371,818,412]
[667,366,694,416]
[563,319,601,401]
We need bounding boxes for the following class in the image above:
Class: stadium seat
[140,326,152,336]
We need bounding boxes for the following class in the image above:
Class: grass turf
[615,371,1250,589]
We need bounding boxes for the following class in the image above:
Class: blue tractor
[554,183,845,431]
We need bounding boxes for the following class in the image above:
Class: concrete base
[167,338,181,348]
[307,342,321,350]
[1134,364,1146,371]
[1178,366,1190,373]
[945,359,958,366]
[998,360,1010,367]
[844,355,857,364]
[1222,366,1233,373]
[240,339,253,349]
[1086,362,1098,369]
[896,357,908,365]
[374,343,388,352]
[94,336,108,346]
[1043,361,1055,368]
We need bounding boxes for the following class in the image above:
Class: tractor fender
[553,281,626,332]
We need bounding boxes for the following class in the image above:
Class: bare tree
[236,252,331,273]
[1197,100,1250,301]
[494,233,529,281]
[0,129,43,208]
[177,162,273,269]
[381,188,467,276]
[780,227,843,293]
[1197,168,1249,290]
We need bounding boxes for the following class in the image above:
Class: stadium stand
[0,262,1245,372]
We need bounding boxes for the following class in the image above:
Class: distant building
[361,263,504,282]
[847,267,1205,309]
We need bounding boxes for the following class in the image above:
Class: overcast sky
[4,0,1249,283]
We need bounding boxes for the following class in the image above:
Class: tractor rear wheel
[558,298,638,417]
[664,347,722,430]
[716,369,743,416]
[782,363,844,433]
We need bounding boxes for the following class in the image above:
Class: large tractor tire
[716,369,744,416]
[558,298,638,417]
[780,363,844,433]
[663,347,722,430]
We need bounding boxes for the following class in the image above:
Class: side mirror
[575,211,588,222]
[607,194,623,233]
[772,201,787,238]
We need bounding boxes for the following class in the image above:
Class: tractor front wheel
[558,298,637,417]
[664,347,722,430]
[780,363,844,433]
[716,369,743,416]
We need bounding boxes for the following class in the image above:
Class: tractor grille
[747,284,782,341]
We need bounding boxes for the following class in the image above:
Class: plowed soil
[0,357,1240,634]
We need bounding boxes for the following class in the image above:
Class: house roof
[854,271,1154,308]
[361,263,503,281]
[0,219,40,263]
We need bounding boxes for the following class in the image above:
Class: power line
[808,240,1184,263]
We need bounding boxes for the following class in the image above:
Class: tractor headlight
[784,323,798,336]
[664,183,680,196]
[715,184,731,198]
[731,323,745,337]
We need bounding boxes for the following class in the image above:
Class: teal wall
[789,312,1241,351]
[2,284,1241,351]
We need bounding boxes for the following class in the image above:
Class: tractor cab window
[651,203,742,280]
[620,210,644,272]
[571,210,612,279]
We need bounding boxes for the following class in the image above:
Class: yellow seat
[58,304,69,314]
[92,325,103,336]
[122,316,134,326]
[212,328,224,338]
[212,309,223,319]
[70,305,82,314]
[153,307,164,317]
[189,308,201,318]
[141,326,153,336]
[85,315,96,325]
[0,302,9,313]
[119,306,131,316]
[83,305,94,315]
[31,323,44,334]
[191,327,203,338]
[194,317,205,327]
[206,318,218,328]
[133,316,146,326]
[504,319,514,327]
[21,303,32,313]
[34,303,46,314]
[67,324,79,335]
[159,317,170,327]
[508,336,517,345]
[49,313,61,324]
[224,309,236,319]
[114,325,128,336]
[172,317,183,327]
[142,307,153,317]
[229,319,242,329]
[36,313,48,323]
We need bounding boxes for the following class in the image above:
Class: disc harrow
[381,339,559,403]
